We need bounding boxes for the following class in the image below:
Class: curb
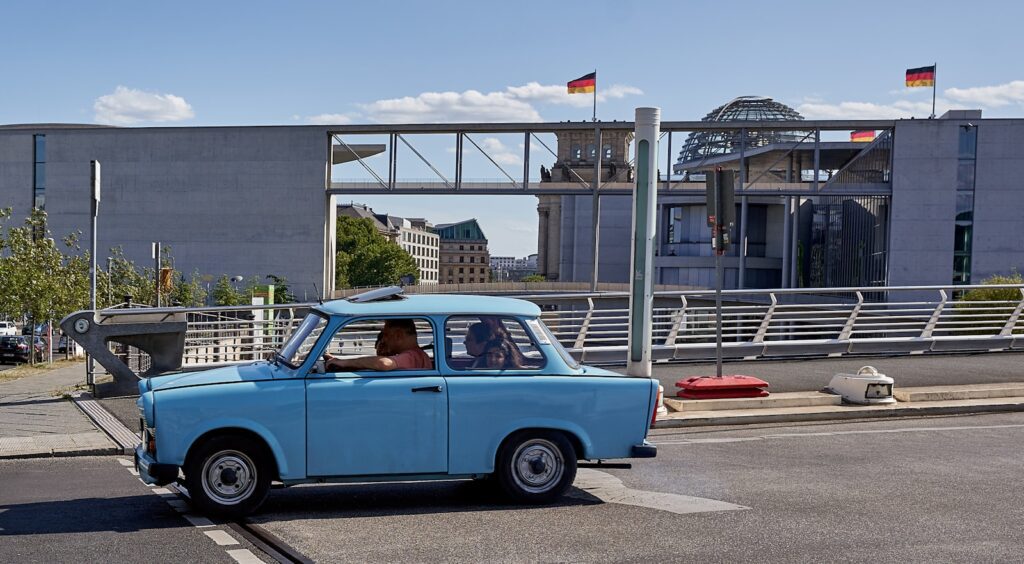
[0,445,120,460]
[653,400,1024,428]
[71,392,141,454]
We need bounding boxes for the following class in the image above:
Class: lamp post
[88,161,100,389]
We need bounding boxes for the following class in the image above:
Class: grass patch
[0,359,84,384]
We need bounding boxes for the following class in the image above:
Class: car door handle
[411,385,443,393]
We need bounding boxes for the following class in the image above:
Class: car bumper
[134,446,179,486]
[631,441,657,458]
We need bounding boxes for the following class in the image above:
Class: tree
[265,274,296,304]
[521,274,546,283]
[0,208,91,363]
[170,270,208,307]
[956,271,1024,335]
[335,216,418,288]
[212,275,246,306]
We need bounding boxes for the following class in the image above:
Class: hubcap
[202,450,257,505]
[511,439,564,494]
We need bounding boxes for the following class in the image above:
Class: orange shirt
[389,347,433,370]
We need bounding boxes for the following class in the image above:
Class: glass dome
[674,96,806,172]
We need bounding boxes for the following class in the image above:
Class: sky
[3,0,1023,257]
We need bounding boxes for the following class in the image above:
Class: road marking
[117,458,133,466]
[151,487,174,496]
[573,468,746,515]
[226,548,263,563]
[204,530,240,546]
[653,423,1024,445]
[166,499,190,512]
[182,513,215,528]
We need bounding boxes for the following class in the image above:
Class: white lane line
[117,458,133,466]
[226,548,263,563]
[151,487,174,496]
[573,468,746,515]
[183,513,215,528]
[653,423,1024,445]
[126,468,140,476]
[204,530,240,546]
[166,499,190,512]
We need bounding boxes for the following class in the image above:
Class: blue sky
[3,0,1022,256]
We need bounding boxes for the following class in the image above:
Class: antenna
[312,282,324,305]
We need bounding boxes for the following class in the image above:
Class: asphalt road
[2,413,1022,562]
[240,412,1024,563]
[637,351,1024,395]
[0,456,269,563]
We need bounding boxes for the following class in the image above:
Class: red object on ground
[675,375,769,399]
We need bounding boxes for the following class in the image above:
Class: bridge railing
[85,284,1024,375]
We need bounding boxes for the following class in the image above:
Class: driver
[324,318,432,371]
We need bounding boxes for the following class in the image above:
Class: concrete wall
[971,120,1024,281]
[558,194,632,283]
[0,126,330,300]
[887,119,960,286]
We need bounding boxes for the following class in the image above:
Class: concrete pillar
[627,108,660,378]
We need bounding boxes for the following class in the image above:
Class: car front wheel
[495,430,577,504]
[185,435,272,519]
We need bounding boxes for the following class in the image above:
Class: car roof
[315,294,541,318]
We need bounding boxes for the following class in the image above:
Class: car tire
[185,435,272,519]
[495,430,577,504]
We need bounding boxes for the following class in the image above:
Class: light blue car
[135,288,657,517]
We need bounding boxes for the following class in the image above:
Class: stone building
[435,219,490,284]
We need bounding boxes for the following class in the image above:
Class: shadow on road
[250,480,602,523]
[0,494,189,536]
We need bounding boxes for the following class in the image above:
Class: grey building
[548,99,1024,290]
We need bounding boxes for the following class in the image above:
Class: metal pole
[522,132,530,190]
[790,196,799,287]
[88,161,100,388]
[738,128,747,290]
[781,196,792,288]
[626,108,660,377]
[931,62,937,119]
[154,241,161,307]
[592,69,597,122]
[715,240,723,378]
[106,256,113,305]
[590,127,602,291]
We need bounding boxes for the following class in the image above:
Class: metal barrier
[81,284,1024,376]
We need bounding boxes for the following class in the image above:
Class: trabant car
[135,288,657,517]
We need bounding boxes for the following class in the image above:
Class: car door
[305,317,448,477]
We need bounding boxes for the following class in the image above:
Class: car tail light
[17,344,27,350]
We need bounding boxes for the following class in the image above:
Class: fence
[89,284,1024,376]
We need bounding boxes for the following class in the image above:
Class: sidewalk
[0,363,118,459]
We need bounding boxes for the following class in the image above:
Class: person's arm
[326,355,397,372]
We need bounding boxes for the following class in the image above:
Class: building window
[587,143,596,159]
[953,126,978,285]
[33,134,45,209]
[459,267,464,274]
[603,144,613,160]
[470,268,475,274]
[459,256,464,263]
[571,143,582,160]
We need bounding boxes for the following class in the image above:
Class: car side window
[323,318,435,371]
[445,316,545,371]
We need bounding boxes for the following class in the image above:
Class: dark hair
[384,318,418,337]
[467,322,492,343]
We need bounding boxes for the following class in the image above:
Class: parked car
[21,322,48,336]
[0,335,45,364]
[0,321,17,337]
[134,288,657,518]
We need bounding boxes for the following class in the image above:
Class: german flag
[906,65,935,87]
[851,130,875,143]
[567,72,596,94]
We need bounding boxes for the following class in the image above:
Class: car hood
[144,361,283,392]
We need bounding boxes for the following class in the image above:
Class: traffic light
[705,168,736,254]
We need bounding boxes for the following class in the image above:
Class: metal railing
[88,284,1024,373]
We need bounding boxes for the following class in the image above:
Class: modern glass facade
[33,134,45,209]
[953,126,977,284]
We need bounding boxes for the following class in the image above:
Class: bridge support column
[627,108,660,378]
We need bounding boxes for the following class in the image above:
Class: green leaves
[335,217,418,288]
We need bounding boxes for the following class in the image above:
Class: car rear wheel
[496,430,577,504]
[185,435,272,519]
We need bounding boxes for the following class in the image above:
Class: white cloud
[305,113,355,124]
[359,82,643,123]
[93,86,194,125]
[477,137,520,165]
[797,99,943,119]
[945,80,1024,107]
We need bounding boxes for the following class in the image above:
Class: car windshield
[277,312,328,368]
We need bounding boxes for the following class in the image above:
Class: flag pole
[592,69,597,122]
[931,62,937,119]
